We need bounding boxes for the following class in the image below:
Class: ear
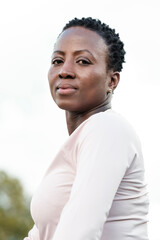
[108,71,120,92]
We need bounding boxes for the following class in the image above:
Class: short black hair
[62,17,126,72]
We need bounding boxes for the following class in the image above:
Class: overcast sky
[0,0,159,238]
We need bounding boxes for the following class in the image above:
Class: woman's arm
[52,114,135,240]
[23,225,39,240]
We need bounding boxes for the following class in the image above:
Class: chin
[54,98,93,113]
[55,101,77,112]
[56,103,86,113]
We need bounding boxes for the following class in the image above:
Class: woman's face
[48,26,114,112]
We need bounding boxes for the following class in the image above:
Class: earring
[108,88,112,94]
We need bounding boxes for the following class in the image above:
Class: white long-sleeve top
[24,109,149,240]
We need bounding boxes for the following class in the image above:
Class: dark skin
[48,27,120,135]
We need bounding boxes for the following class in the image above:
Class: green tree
[0,170,33,240]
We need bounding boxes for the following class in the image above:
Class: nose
[59,70,76,79]
[58,62,76,79]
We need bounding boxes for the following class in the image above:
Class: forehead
[54,27,108,58]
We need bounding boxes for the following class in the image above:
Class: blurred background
[0,0,159,239]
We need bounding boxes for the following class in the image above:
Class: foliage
[0,170,33,240]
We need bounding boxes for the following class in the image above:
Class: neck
[65,93,112,135]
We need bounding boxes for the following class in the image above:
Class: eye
[77,59,91,65]
[51,58,63,65]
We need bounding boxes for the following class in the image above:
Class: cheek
[48,68,56,89]
[47,69,57,101]
[84,70,107,93]
[78,72,108,107]
[48,68,52,84]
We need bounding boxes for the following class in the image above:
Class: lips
[56,83,77,95]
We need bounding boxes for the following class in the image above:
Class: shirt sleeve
[23,225,40,240]
[53,114,136,240]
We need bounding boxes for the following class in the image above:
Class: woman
[24,17,149,240]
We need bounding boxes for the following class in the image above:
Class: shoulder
[78,109,141,149]
[85,110,137,136]
[74,110,142,169]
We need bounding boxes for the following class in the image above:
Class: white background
[0,0,159,239]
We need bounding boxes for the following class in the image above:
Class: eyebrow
[53,49,95,59]
[53,50,65,55]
